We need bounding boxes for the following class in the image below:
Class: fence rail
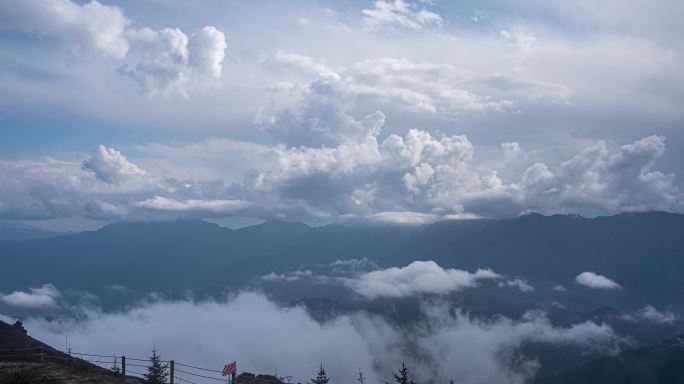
[0,347,233,384]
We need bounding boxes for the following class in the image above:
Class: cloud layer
[9,292,623,384]
[0,0,683,224]
[0,128,680,222]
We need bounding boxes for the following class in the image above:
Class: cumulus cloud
[0,0,227,96]
[118,27,191,96]
[0,143,251,221]
[10,292,623,384]
[264,76,384,147]
[120,25,227,96]
[346,261,500,299]
[0,123,681,222]
[0,284,60,308]
[362,0,443,30]
[0,0,129,58]
[188,26,228,79]
[82,145,147,184]
[575,272,621,290]
[550,135,680,213]
[1,127,681,222]
[268,51,550,122]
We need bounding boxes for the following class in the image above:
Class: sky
[0,0,682,230]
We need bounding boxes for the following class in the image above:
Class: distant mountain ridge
[0,212,682,310]
[535,334,684,384]
[0,221,62,242]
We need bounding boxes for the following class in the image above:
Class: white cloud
[10,292,624,384]
[369,211,440,225]
[499,279,535,293]
[0,144,250,221]
[82,145,147,184]
[552,135,679,213]
[188,26,227,79]
[0,284,60,308]
[501,29,537,52]
[5,0,684,235]
[347,261,500,299]
[350,58,521,115]
[362,0,443,30]
[634,305,676,324]
[120,25,228,96]
[263,76,384,147]
[118,27,190,96]
[0,127,681,222]
[418,308,624,384]
[274,50,340,80]
[575,272,621,290]
[0,0,130,58]
[133,196,249,214]
[0,0,227,97]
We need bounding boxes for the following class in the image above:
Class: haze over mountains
[1,211,682,311]
[0,221,62,242]
[1,211,683,383]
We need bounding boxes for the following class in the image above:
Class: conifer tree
[310,363,330,384]
[144,346,169,384]
[110,356,121,376]
[392,361,415,384]
[357,368,366,384]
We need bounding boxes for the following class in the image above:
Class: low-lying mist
[3,291,624,384]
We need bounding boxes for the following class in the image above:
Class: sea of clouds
[1,290,625,384]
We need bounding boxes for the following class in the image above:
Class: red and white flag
[223,361,237,376]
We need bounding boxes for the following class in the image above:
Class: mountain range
[1,212,683,311]
[0,221,62,242]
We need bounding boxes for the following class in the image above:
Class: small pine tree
[144,346,169,384]
[110,356,121,376]
[310,363,330,384]
[357,368,366,384]
[392,361,415,384]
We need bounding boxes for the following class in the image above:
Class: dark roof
[236,372,285,384]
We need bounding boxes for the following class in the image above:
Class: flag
[223,361,237,376]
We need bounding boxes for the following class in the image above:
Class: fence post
[121,355,126,378]
[170,360,174,384]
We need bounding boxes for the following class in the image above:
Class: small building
[235,372,285,384]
